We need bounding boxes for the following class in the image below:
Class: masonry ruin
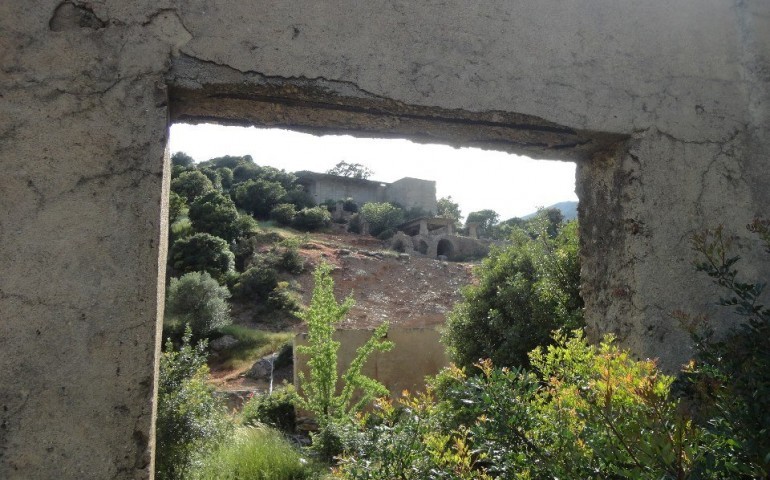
[2,2,768,478]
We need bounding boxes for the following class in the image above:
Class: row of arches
[391,233,455,259]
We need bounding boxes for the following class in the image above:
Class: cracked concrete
[2,1,769,478]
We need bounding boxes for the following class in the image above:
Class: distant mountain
[521,201,578,221]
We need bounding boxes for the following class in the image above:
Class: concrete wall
[294,327,450,402]
[299,173,386,206]
[386,177,438,213]
[2,1,768,478]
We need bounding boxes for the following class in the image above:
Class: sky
[169,123,578,221]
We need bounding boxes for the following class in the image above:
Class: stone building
[296,171,438,213]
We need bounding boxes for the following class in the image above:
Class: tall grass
[190,427,322,480]
[216,325,293,370]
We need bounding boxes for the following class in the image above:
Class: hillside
[522,200,578,220]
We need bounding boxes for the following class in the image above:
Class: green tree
[233,178,287,219]
[165,272,232,337]
[296,263,394,425]
[170,233,235,281]
[155,326,230,479]
[188,191,240,242]
[168,191,188,225]
[292,206,331,232]
[466,209,499,238]
[326,160,374,179]
[171,170,215,204]
[437,196,462,227]
[359,202,404,237]
[443,212,583,369]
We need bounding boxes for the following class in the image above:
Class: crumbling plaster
[1,1,768,478]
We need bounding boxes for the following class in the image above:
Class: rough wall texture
[1,1,768,478]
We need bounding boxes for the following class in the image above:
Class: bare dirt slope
[295,231,475,330]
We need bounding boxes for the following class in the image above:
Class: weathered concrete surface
[1,1,768,478]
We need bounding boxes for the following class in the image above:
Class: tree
[359,202,404,237]
[292,206,331,232]
[326,161,374,179]
[171,151,194,168]
[437,196,462,227]
[170,233,235,281]
[188,191,240,242]
[296,263,393,425]
[165,272,232,337]
[443,212,583,369]
[466,209,500,238]
[232,178,287,219]
[171,170,214,204]
[168,191,188,225]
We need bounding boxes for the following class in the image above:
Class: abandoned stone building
[390,217,490,260]
[295,171,438,213]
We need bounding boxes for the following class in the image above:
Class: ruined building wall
[1,1,768,478]
[386,177,438,213]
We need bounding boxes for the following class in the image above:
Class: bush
[241,387,299,433]
[443,214,583,369]
[339,331,702,479]
[233,265,278,303]
[675,221,770,476]
[171,170,214,204]
[188,191,240,242]
[190,427,321,480]
[155,326,231,480]
[170,233,235,282]
[165,272,232,337]
[342,197,358,213]
[292,206,331,231]
[233,179,287,219]
[270,203,297,226]
[359,202,404,237]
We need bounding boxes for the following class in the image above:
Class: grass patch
[190,426,324,480]
[216,325,293,370]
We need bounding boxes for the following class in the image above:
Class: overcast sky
[169,123,578,221]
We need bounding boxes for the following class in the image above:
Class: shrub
[339,331,701,479]
[292,206,331,231]
[359,202,404,237]
[155,326,231,480]
[269,203,297,226]
[233,178,287,218]
[443,214,583,369]
[676,221,770,476]
[278,239,305,274]
[165,272,232,337]
[190,427,321,480]
[168,191,188,225]
[188,191,240,242]
[267,281,302,313]
[241,387,299,433]
[233,265,278,303]
[170,233,234,282]
[171,170,214,204]
[342,197,358,213]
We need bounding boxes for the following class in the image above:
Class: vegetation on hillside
[443,210,583,369]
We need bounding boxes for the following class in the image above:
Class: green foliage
[465,209,499,237]
[218,167,234,191]
[270,203,297,226]
[188,191,240,242]
[342,197,358,213]
[359,202,404,237]
[676,221,770,477]
[338,332,701,480]
[327,160,374,179]
[293,206,332,232]
[443,213,584,369]
[165,272,232,337]
[171,151,194,168]
[284,187,317,210]
[214,325,294,370]
[171,170,215,204]
[241,387,299,433]
[437,196,462,227]
[190,427,321,480]
[297,263,394,428]
[233,178,287,219]
[170,233,235,281]
[278,240,306,274]
[233,264,279,303]
[231,213,260,240]
[168,190,188,225]
[155,326,231,480]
